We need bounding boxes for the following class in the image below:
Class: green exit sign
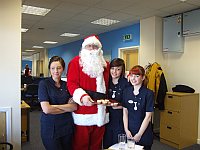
[123,34,132,41]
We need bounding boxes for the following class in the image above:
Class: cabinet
[160,92,199,149]
[163,14,184,52]
[21,101,30,142]
[183,9,200,36]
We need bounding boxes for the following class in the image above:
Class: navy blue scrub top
[38,77,74,139]
[122,86,154,146]
[107,77,130,129]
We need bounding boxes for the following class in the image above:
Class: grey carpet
[22,111,200,150]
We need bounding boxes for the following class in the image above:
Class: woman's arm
[123,107,132,138]
[54,103,77,112]
[133,112,152,142]
[40,101,77,115]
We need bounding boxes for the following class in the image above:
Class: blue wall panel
[48,40,83,72]
[100,23,140,59]
[48,23,140,70]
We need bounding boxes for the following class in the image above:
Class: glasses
[85,44,99,50]
[127,137,135,149]
[118,134,126,149]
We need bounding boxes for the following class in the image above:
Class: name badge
[128,100,133,104]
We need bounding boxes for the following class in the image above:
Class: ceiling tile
[21,0,200,57]
[82,7,112,17]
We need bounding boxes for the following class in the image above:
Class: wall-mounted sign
[123,34,132,41]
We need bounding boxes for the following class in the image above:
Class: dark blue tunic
[122,85,154,146]
[38,77,74,147]
[103,77,130,149]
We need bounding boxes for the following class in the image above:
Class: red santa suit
[67,35,110,150]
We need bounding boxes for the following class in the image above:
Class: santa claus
[67,35,110,150]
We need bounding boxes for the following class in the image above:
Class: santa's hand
[82,95,94,106]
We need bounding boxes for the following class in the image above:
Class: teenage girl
[103,58,130,149]
[122,65,154,150]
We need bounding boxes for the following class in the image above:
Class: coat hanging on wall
[145,62,168,110]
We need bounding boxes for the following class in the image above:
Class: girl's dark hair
[48,56,65,70]
[110,58,125,77]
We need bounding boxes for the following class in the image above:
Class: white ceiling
[21,0,200,57]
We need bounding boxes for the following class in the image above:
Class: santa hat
[82,34,102,49]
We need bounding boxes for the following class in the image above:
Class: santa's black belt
[85,90,106,100]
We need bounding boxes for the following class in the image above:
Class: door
[119,47,139,72]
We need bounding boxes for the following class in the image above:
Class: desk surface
[109,143,144,150]
[21,101,30,109]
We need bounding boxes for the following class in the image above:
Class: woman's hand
[68,97,76,104]
[125,129,133,139]
[133,133,142,143]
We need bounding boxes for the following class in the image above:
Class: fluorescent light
[43,41,58,44]
[91,18,120,26]
[21,28,29,32]
[23,56,32,60]
[22,5,51,16]
[60,33,80,37]
[25,49,35,52]
[32,46,44,48]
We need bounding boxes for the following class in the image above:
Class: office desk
[21,101,30,142]
[108,143,144,150]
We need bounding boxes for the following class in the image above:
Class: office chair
[24,84,39,110]
[24,76,33,84]
[0,142,13,150]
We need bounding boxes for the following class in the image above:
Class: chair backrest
[0,142,13,150]
[32,77,46,84]
[22,76,33,84]
[26,84,38,96]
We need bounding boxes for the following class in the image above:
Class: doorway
[118,46,139,75]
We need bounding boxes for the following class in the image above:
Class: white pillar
[0,0,21,149]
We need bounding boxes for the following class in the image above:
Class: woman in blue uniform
[122,65,154,150]
[103,58,130,149]
[38,56,77,150]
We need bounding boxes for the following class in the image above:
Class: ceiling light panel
[43,41,58,44]
[91,18,120,26]
[21,28,29,32]
[25,49,35,52]
[32,46,44,48]
[22,5,51,16]
[60,33,80,37]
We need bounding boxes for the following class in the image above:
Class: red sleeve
[67,56,80,95]
[104,61,110,92]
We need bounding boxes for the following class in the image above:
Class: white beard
[79,48,107,78]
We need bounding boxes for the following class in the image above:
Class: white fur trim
[97,105,109,127]
[96,74,106,94]
[82,36,102,49]
[73,88,86,105]
[72,106,109,127]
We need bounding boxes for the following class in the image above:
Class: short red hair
[129,65,145,76]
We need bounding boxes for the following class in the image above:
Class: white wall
[140,16,200,144]
[163,35,200,143]
[0,0,21,149]
[140,16,156,66]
